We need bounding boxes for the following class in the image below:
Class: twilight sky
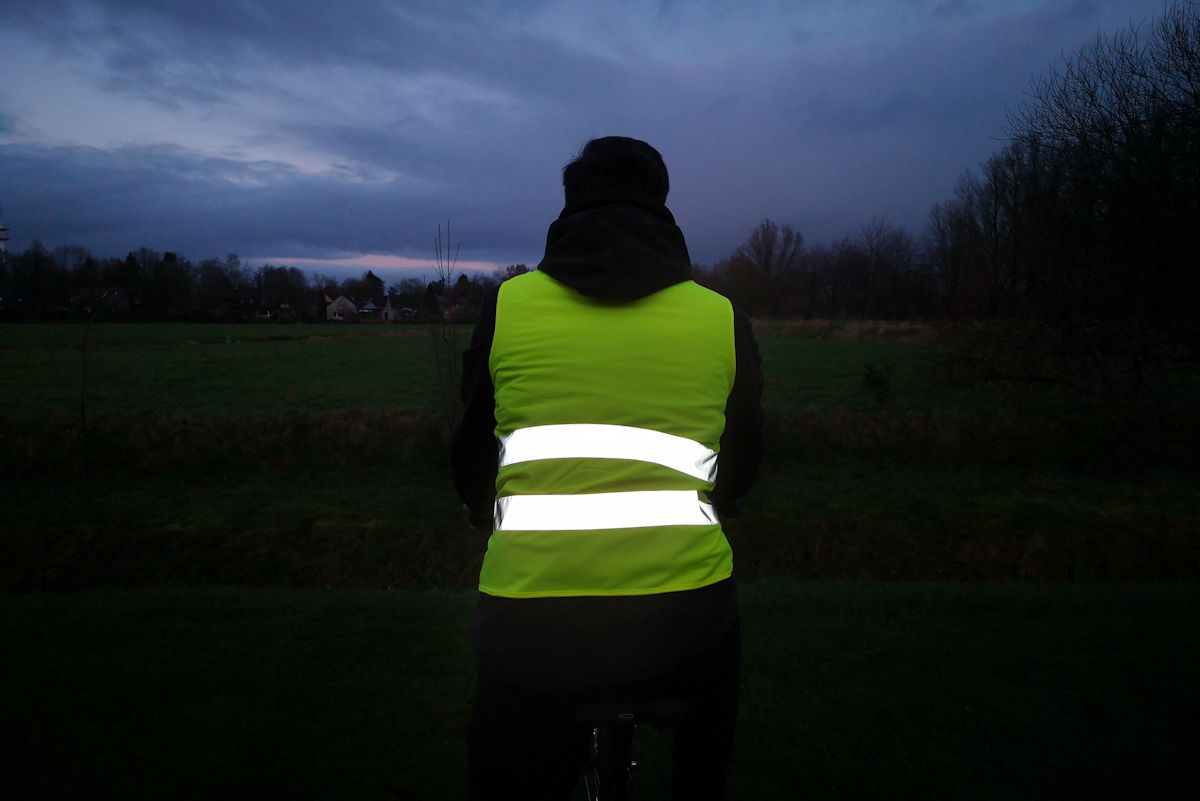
[0,0,1170,279]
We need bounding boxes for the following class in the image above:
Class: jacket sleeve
[450,286,500,525]
[708,303,764,516]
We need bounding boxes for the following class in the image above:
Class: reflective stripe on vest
[499,424,718,483]
[495,490,718,531]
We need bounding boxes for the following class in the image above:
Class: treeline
[699,3,1197,331]
[0,242,529,322]
[696,3,1199,412]
[694,217,930,320]
[935,2,1199,411]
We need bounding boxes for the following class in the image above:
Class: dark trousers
[467,622,740,801]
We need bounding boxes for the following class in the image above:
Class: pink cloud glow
[252,253,503,275]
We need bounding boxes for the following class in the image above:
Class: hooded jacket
[451,198,763,690]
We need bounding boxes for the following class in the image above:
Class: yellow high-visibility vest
[479,269,736,598]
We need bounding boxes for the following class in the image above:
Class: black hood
[537,197,693,302]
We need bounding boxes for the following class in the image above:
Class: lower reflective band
[495,491,718,531]
[499,424,718,482]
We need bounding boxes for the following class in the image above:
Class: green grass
[1,323,991,416]
[731,579,1200,800]
[758,336,935,411]
[3,323,1196,797]
[729,462,1199,581]
[1,586,476,801]
[0,322,1160,430]
[0,464,479,591]
[1,322,1196,588]
[0,323,446,418]
[3,581,1197,800]
[4,460,1195,591]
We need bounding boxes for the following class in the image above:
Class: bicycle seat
[570,696,692,727]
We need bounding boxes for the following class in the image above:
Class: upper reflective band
[495,491,718,531]
[499,424,718,483]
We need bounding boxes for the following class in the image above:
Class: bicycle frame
[582,720,636,801]
[574,698,690,801]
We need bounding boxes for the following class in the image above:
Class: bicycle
[572,696,691,801]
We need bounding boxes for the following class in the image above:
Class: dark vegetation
[698,4,1199,420]
[0,245,525,324]
[4,583,1196,800]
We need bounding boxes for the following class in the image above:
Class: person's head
[561,136,670,210]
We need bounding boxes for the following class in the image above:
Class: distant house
[381,296,399,322]
[97,287,133,311]
[69,286,134,315]
[443,302,474,323]
[253,301,296,321]
[325,294,408,323]
[358,298,380,321]
[326,295,357,321]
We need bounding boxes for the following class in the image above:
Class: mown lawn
[3,581,1197,800]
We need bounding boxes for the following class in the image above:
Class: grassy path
[4,580,1197,800]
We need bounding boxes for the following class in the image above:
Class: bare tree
[429,221,464,433]
[737,218,803,278]
[716,218,805,316]
[937,1,1200,414]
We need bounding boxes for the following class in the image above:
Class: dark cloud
[4,0,620,111]
[798,93,924,135]
[0,0,1174,266]
[0,141,542,263]
[932,0,978,19]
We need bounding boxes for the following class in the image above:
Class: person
[451,136,763,800]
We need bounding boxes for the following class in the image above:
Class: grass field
[4,321,954,416]
[0,323,442,418]
[2,321,1197,797]
[4,581,1196,800]
[2,321,1195,588]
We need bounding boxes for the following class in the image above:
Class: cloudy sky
[0,0,1170,278]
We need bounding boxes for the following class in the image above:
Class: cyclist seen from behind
[452,135,763,801]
